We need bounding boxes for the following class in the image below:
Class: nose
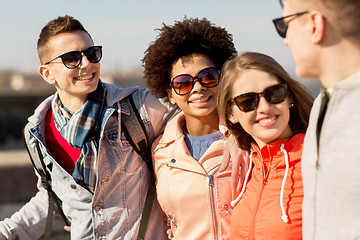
[192,79,205,92]
[257,96,271,113]
[79,54,91,68]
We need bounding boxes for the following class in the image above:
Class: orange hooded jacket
[230,133,304,240]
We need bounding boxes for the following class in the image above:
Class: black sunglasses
[44,46,102,69]
[171,67,220,95]
[233,84,288,112]
[272,11,308,38]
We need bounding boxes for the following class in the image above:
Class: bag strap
[121,94,152,170]
[121,93,155,240]
[23,124,70,240]
[136,177,155,240]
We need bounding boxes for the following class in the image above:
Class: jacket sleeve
[0,172,49,240]
[134,88,178,145]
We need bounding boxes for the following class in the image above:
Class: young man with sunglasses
[273,0,360,239]
[0,15,175,239]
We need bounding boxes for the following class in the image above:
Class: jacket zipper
[209,175,218,240]
[167,165,219,240]
[249,179,265,239]
[249,146,268,240]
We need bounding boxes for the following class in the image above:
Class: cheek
[230,106,243,123]
[279,104,291,126]
[95,63,101,73]
[211,86,220,98]
[238,117,252,132]
[170,93,189,108]
[235,111,254,131]
[168,89,181,105]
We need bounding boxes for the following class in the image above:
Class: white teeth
[75,74,92,80]
[259,116,276,124]
[192,97,210,103]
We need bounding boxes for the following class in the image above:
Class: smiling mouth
[190,96,211,103]
[258,115,277,124]
[74,73,94,81]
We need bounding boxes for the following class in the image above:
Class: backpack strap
[121,94,152,170]
[121,93,155,240]
[23,123,70,240]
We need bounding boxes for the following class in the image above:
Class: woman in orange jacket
[218,52,314,240]
[142,18,237,239]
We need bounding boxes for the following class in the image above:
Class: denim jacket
[0,83,175,240]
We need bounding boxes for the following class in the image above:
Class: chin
[81,84,98,95]
[295,63,319,80]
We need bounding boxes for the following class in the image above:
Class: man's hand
[220,134,250,192]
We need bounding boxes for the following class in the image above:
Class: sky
[0,1,297,77]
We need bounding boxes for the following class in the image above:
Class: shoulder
[286,133,306,160]
[103,82,140,105]
[27,95,53,126]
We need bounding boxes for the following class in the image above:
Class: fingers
[220,144,230,172]
[221,135,251,192]
[64,226,71,232]
[238,151,250,192]
[231,152,240,191]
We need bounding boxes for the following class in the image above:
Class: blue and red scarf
[51,82,105,193]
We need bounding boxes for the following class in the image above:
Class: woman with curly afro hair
[142,17,237,239]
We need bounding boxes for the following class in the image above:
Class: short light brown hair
[218,52,314,151]
[37,15,92,64]
[283,0,360,41]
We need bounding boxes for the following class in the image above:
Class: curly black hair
[142,17,237,100]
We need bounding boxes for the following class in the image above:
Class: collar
[335,69,360,89]
[157,112,187,144]
[250,132,305,154]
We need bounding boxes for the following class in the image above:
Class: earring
[289,103,294,108]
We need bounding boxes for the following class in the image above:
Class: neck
[183,111,219,136]
[58,92,88,113]
[319,39,360,89]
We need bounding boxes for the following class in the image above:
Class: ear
[38,65,56,85]
[166,89,176,105]
[288,96,294,108]
[310,11,326,43]
[228,109,239,124]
